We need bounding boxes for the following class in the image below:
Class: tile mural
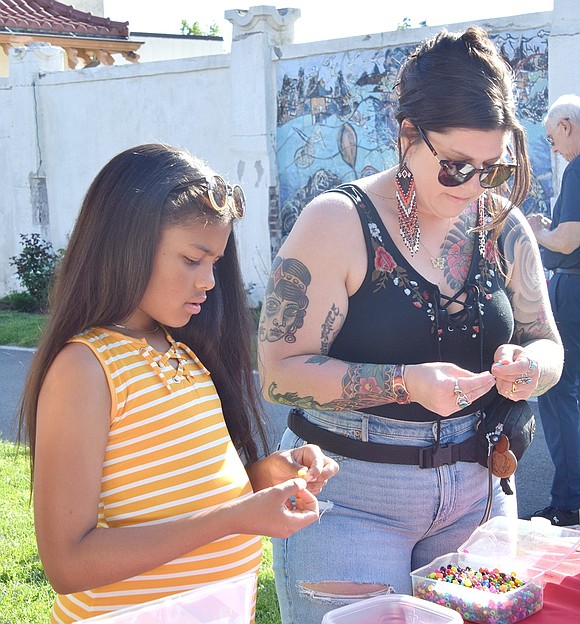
[275,28,551,246]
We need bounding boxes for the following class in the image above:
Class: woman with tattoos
[258,26,563,624]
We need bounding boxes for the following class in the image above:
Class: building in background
[0,0,141,72]
[0,0,223,75]
[1,1,578,305]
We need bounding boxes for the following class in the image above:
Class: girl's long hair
[18,143,268,480]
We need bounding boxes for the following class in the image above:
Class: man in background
[527,94,580,526]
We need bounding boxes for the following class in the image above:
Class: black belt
[554,268,580,275]
[288,408,481,468]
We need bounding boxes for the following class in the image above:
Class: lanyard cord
[478,295,494,526]
[434,234,493,526]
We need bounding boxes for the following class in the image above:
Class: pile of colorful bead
[429,565,524,592]
[412,562,543,623]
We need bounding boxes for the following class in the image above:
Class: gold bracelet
[393,364,411,404]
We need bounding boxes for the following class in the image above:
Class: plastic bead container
[322,594,463,623]
[83,573,255,623]
[411,551,543,623]
[410,516,580,624]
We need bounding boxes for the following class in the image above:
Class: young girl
[18,143,338,622]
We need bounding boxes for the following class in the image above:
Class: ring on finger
[453,380,463,395]
[527,359,538,372]
[515,375,532,385]
[456,392,470,409]
[511,382,518,394]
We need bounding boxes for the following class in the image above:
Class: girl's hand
[280,444,339,495]
[233,478,320,539]
[492,344,539,401]
[248,445,339,495]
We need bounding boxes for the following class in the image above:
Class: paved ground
[0,346,34,442]
[0,346,554,519]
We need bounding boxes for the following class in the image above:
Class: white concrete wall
[1,1,579,305]
[37,54,232,244]
[130,34,226,63]
[547,0,580,192]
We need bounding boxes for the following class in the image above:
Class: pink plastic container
[322,594,463,623]
[83,573,255,623]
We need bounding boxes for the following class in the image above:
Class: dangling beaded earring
[395,160,420,255]
[477,192,487,258]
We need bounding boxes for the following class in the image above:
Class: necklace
[420,219,452,270]
[112,322,159,334]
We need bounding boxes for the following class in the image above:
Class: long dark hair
[18,143,268,478]
[396,26,531,234]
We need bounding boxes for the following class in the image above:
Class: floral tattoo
[267,363,399,411]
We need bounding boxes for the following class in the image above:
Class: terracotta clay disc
[494,433,510,453]
[492,448,518,478]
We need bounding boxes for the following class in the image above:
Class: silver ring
[515,375,532,385]
[453,380,462,395]
[528,359,538,372]
[456,392,470,409]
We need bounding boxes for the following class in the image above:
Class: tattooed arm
[493,208,563,397]
[257,189,495,416]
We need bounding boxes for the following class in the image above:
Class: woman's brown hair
[396,26,531,235]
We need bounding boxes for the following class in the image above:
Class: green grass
[0,440,282,623]
[1,311,279,622]
[0,441,54,623]
[0,310,46,348]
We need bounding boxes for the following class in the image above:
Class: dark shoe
[530,506,580,526]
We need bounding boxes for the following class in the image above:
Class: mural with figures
[275,28,551,247]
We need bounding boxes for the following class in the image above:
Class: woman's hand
[404,362,496,417]
[492,344,539,401]
[247,444,339,495]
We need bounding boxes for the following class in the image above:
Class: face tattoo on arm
[259,256,311,344]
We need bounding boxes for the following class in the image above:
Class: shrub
[9,233,59,312]
[0,291,40,312]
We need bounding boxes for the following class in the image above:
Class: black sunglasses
[205,175,246,219]
[416,126,517,188]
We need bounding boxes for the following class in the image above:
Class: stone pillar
[1,43,66,292]
[225,6,300,304]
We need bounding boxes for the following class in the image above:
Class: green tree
[180,19,220,37]
[396,17,428,30]
[397,17,412,30]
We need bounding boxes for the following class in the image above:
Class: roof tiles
[0,0,129,39]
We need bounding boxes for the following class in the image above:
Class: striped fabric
[50,327,261,623]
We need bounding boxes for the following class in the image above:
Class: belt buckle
[419,444,453,469]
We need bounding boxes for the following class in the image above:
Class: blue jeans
[538,273,580,510]
[273,409,517,624]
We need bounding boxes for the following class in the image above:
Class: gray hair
[545,94,580,126]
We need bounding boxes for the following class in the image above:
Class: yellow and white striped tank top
[50,327,261,623]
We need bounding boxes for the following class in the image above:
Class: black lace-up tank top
[328,184,514,422]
